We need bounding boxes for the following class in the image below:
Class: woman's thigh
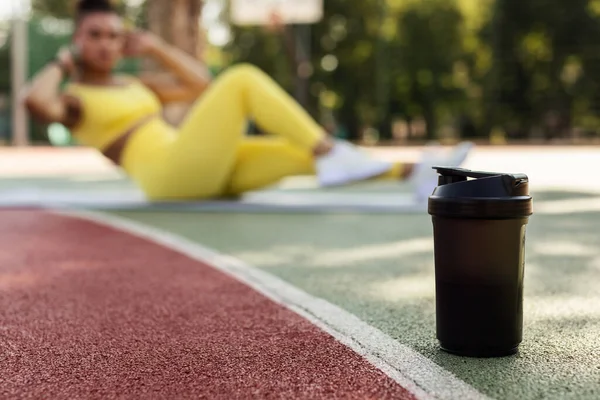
[224,137,315,195]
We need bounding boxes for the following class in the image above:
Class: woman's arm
[126,32,212,103]
[21,48,81,127]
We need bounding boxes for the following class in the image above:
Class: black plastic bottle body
[432,215,528,357]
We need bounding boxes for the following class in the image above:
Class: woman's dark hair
[76,0,118,21]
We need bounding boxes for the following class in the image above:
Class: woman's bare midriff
[102,114,158,165]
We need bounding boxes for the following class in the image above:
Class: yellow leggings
[121,64,402,200]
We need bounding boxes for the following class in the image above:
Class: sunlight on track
[535,197,600,214]
[526,296,600,320]
[233,238,433,269]
[369,274,435,301]
[532,241,598,257]
[312,238,432,268]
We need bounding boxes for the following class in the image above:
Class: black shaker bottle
[428,166,533,357]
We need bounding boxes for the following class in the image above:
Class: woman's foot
[410,141,475,201]
[315,140,394,187]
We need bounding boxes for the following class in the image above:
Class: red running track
[0,211,415,399]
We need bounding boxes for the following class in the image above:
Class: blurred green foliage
[228,0,600,141]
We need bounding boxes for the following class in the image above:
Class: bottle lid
[428,166,533,219]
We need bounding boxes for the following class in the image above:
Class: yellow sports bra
[65,76,163,151]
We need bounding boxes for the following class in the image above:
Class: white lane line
[55,210,490,400]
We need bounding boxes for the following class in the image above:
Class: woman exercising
[23,0,473,201]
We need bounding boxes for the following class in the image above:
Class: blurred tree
[145,0,204,124]
[146,0,203,57]
[390,0,465,140]
[228,0,471,141]
[31,0,78,18]
[31,0,128,18]
[484,0,600,139]
[317,1,385,140]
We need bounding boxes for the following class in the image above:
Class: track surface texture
[0,210,414,400]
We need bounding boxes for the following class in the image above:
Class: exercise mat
[0,183,426,214]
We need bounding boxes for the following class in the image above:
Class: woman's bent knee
[217,63,265,86]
